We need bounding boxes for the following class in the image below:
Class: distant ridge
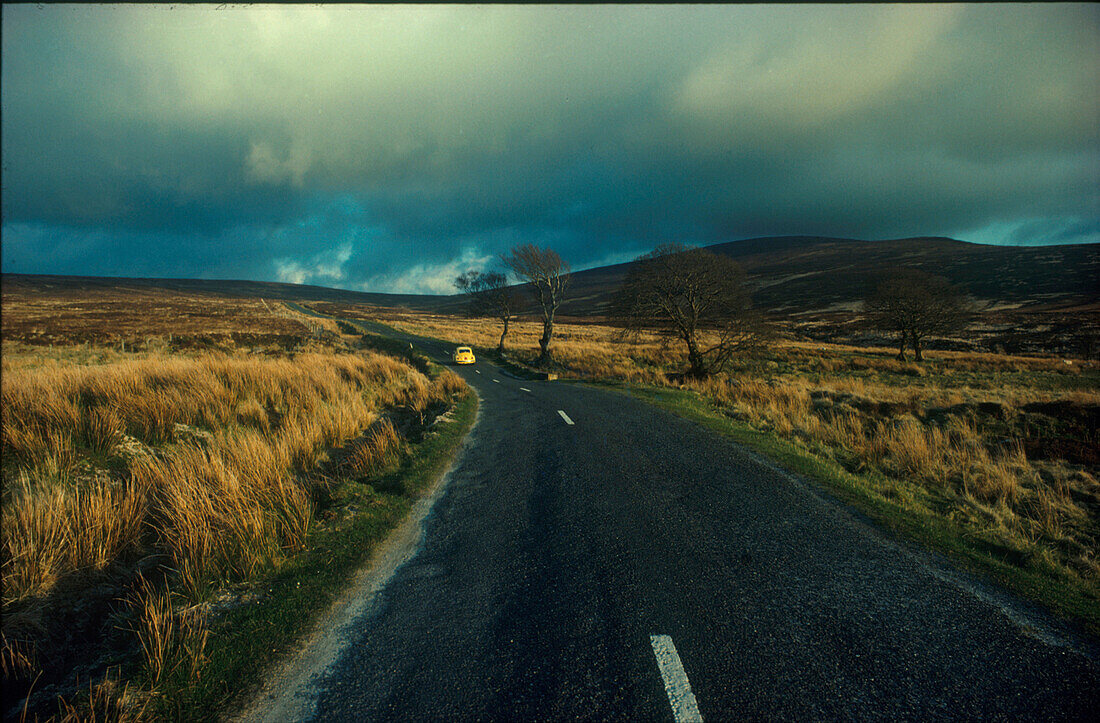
[558,236,1100,315]
[4,236,1097,317]
[0,273,449,311]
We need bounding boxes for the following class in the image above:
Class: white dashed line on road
[475,370,481,374]
[557,410,574,425]
[492,379,500,383]
[650,635,703,722]
[519,387,532,393]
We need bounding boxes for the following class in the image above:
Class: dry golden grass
[344,419,404,478]
[1,281,309,352]
[1,286,474,717]
[699,372,1098,586]
[430,370,468,400]
[126,577,209,686]
[1,349,463,606]
[53,674,152,723]
[1,334,471,719]
[0,633,37,682]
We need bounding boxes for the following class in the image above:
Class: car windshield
[458,348,471,353]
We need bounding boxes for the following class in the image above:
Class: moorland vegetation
[1,290,470,720]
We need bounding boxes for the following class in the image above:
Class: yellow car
[453,346,476,364]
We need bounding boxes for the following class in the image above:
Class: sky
[2,4,1098,294]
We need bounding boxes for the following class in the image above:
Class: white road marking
[475,370,481,374]
[492,379,500,384]
[650,635,703,722]
[557,410,574,425]
[519,387,532,393]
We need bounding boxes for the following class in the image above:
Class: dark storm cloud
[2,4,1097,292]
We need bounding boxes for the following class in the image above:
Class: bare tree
[863,269,972,361]
[454,269,520,354]
[502,244,570,365]
[611,244,764,379]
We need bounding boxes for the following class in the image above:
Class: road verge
[598,381,1100,639]
[235,386,481,722]
[151,388,478,721]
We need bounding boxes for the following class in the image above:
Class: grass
[4,283,1096,715]
[1,292,475,720]
[1,280,312,353]
[2,351,426,604]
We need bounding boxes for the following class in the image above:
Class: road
[301,317,1100,720]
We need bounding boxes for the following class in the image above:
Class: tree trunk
[498,317,509,354]
[896,332,907,361]
[913,335,924,361]
[537,315,554,365]
[686,334,707,379]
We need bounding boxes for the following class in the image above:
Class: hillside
[5,237,1097,324]
[559,236,1100,316]
[0,273,449,310]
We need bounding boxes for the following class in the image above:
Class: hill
[558,236,1100,316]
[0,272,449,310]
[6,237,1096,319]
[6,237,1099,357]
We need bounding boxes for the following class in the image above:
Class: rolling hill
[0,272,449,310]
[558,236,1100,316]
[4,236,1097,319]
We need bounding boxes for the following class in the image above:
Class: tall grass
[3,475,149,602]
[345,419,403,478]
[2,343,471,717]
[1,350,461,606]
[126,577,209,686]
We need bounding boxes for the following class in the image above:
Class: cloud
[1,4,1097,291]
[246,141,313,188]
[274,242,354,285]
[674,5,965,136]
[358,247,495,295]
[962,216,1100,248]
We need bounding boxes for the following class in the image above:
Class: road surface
[289,316,1100,720]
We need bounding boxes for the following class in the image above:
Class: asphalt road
[308,321,1099,721]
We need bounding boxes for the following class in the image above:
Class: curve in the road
[270,309,1100,721]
